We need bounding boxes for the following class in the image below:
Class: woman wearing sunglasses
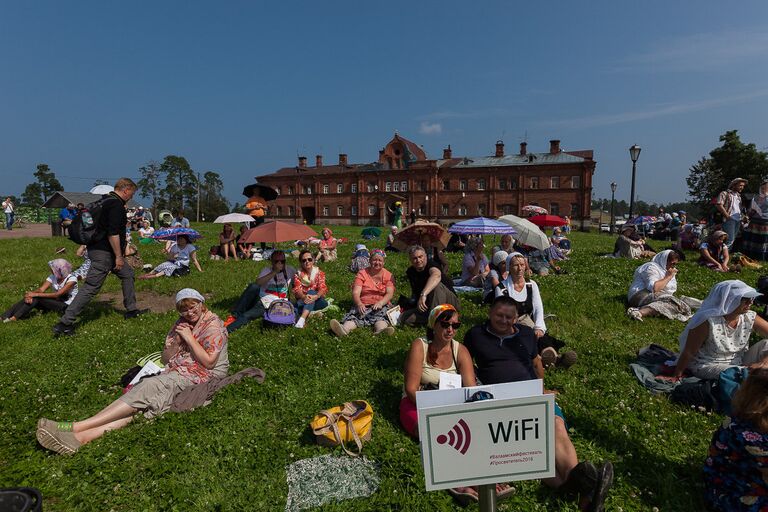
[292,250,329,328]
[672,280,768,380]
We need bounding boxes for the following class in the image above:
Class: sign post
[417,381,555,511]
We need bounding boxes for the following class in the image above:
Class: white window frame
[322,184,329,194]
[351,206,358,216]
[393,182,399,192]
[322,206,329,216]
[337,183,343,194]
[442,203,449,215]
[458,204,467,216]
[351,183,358,193]
[385,182,392,192]
[401,181,408,192]
[459,180,467,191]
[477,179,486,191]
[571,176,581,189]
[551,177,560,189]
[337,205,343,216]
[368,205,376,216]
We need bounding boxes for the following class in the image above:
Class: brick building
[255,133,595,227]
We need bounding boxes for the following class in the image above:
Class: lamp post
[628,144,641,219]
[610,182,617,234]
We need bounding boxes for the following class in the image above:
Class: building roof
[438,151,590,168]
[42,191,143,209]
[390,133,427,161]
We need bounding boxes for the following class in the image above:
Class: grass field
[0,225,761,511]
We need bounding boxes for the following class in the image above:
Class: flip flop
[496,483,515,500]
[447,487,478,507]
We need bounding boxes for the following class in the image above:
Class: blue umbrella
[626,216,657,225]
[448,217,518,235]
[150,227,202,241]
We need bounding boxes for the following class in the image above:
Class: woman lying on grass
[626,250,701,322]
[2,259,78,322]
[37,288,228,455]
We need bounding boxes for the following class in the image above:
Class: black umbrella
[242,183,278,201]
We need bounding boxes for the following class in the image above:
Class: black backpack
[69,196,110,245]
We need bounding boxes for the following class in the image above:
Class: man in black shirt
[400,245,459,327]
[464,296,614,512]
[53,178,147,336]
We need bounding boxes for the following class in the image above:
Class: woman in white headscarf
[1,259,78,322]
[626,250,701,321]
[673,280,768,380]
[743,179,768,261]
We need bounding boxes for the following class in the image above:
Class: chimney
[519,142,527,156]
[315,154,323,167]
[339,153,348,166]
[495,140,504,157]
[298,156,307,167]
[443,145,452,159]
[549,140,561,153]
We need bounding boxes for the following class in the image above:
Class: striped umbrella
[448,217,517,235]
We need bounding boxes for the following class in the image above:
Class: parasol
[90,184,114,195]
[392,221,450,251]
[522,205,548,216]
[239,221,317,244]
[150,227,202,241]
[497,215,550,250]
[242,183,278,201]
[448,217,517,235]
[526,214,568,228]
[627,216,657,225]
[361,227,382,239]
[213,213,257,224]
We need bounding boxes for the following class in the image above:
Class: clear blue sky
[2,1,767,206]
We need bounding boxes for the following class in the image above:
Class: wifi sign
[436,418,472,455]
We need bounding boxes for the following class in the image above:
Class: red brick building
[255,133,595,227]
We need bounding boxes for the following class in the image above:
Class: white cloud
[419,121,442,135]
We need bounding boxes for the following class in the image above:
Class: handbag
[310,400,373,456]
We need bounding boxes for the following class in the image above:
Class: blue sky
[2,1,767,206]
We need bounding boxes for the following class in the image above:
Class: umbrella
[239,221,317,244]
[448,217,517,235]
[522,205,548,215]
[213,213,257,224]
[242,183,278,201]
[497,215,550,251]
[361,227,382,238]
[627,216,657,225]
[393,221,450,251]
[90,184,114,194]
[526,214,568,228]
[150,227,202,241]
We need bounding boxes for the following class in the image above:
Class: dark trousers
[4,297,67,319]
[228,283,265,332]
[400,282,460,327]
[60,249,137,325]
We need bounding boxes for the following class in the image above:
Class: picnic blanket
[285,455,380,511]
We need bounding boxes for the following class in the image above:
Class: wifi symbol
[436,418,472,455]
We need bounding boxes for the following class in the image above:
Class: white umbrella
[90,184,114,194]
[213,213,256,224]
[497,214,550,251]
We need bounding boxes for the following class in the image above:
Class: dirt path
[97,290,181,314]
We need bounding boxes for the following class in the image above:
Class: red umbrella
[526,214,568,227]
[239,221,318,244]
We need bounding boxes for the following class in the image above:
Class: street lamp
[610,182,617,234]
[628,144,641,219]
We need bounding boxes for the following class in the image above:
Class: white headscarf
[634,250,677,295]
[678,280,761,352]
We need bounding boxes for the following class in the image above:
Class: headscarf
[428,304,458,329]
[505,251,526,272]
[707,230,728,245]
[370,249,386,260]
[678,280,761,352]
[492,250,509,267]
[634,250,677,296]
[176,288,205,304]
[48,259,73,282]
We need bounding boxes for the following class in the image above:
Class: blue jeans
[296,290,328,315]
[5,212,13,230]
[723,217,739,250]
[228,283,265,332]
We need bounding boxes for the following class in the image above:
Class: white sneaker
[295,317,306,329]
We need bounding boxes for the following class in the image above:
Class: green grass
[0,225,761,511]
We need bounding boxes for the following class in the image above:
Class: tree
[159,156,196,213]
[200,171,230,219]
[687,130,768,211]
[137,161,163,219]
[21,183,45,207]
[33,164,63,201]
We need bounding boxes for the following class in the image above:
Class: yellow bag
[310,400,373,456]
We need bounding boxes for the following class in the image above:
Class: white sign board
[417,386,555,491]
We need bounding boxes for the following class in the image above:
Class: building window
[322,184,329,194]
[287,186,294,195]
[442,180,450,191]
[322,206,329,216]
[393,181,399,192]
[401,181,408,192]
[337,183,343,194]
[351,183,358,193]
[458,204,467,216]
[351,206,358,216]
[571,203,579,217]
[442,203,449,215]
[499,204,516,215]
[571,176,581,188]
[385,182,392,192]
[550,203,560,215]
[337,206,343,216]
[305,185,313,195]
[366,183,374,193]
[418,203,425,215]
[510,179,518,190]
[288,206,294,216]
[276,186,281,195]
[478,203,486,216]
[530,177,539,189]
[477,179,486,191]
[551,177,560,189]
[499,179,507,190]
[419,180,426,191]
[368,205,376,216]
[276,206,282,216]
[459,180,468,191]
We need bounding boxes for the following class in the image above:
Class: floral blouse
[164,310,227,384]
[704,416,768,511]
[292,267,328,298]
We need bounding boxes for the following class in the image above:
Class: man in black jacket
[53,178,147,336]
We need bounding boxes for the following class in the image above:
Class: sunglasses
[439,321,461,330]
[301,258,313,263]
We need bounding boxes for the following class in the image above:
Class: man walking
[716,178,747,250]
[2,197,14,230]
[53,178,147,336]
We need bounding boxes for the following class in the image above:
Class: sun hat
[355,243,367,252]
[729,177,748,188]
[175,288,205,304]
